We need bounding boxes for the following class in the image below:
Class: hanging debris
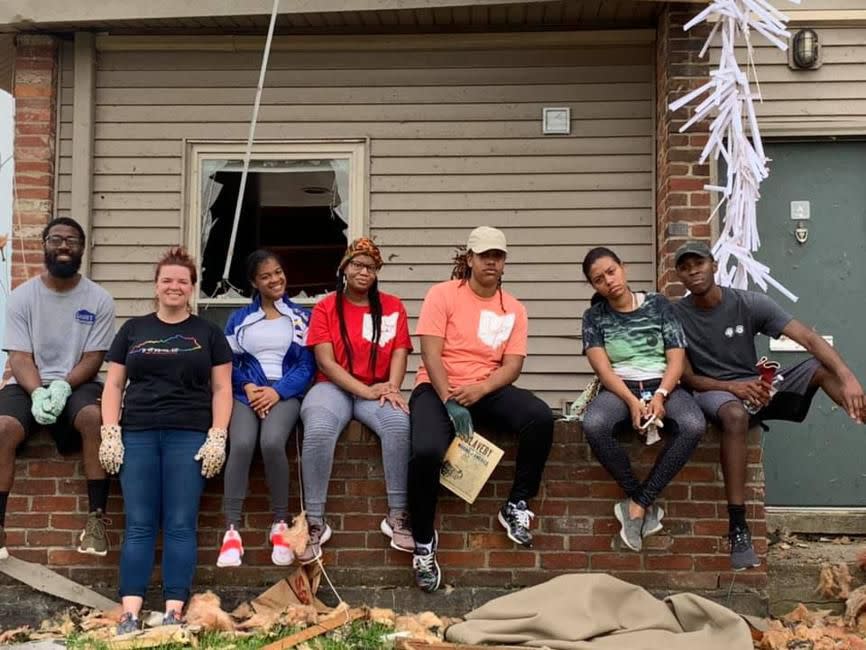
[670,0,799,301]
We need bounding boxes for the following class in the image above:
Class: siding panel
[59,39,654,405]
[711,27,866,132]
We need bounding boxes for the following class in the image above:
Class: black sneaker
[498,500,534,547]
[116,612,141,635]
[729,526,761,571]
[412,532,441,593]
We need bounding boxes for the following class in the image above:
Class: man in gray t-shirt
[0,218,115,560]
[673,241,866,571]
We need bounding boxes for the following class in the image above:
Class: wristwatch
[654,387,670,400]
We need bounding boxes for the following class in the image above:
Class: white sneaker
[216,525,243,567]
[270,521,295,566]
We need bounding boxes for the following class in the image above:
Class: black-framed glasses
[44,235,83,248]
[347,260,378,274]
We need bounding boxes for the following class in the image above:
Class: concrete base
[767,539,864,617]
[0,582,768,630]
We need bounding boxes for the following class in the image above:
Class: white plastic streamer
[670,0,800,302]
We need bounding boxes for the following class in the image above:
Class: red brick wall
[11,34,58,288]
[6,421,767,596]
[656,4,713,297]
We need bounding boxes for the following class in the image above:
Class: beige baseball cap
[466,226,507,254]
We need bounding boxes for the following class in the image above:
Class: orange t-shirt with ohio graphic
[414,279,528,388]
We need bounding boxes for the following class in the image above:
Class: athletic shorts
[693,357,821,425]
[0,382,102,454]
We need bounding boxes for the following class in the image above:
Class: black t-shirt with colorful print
[107,313,232,431]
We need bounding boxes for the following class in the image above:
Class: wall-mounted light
[790,28,820,70]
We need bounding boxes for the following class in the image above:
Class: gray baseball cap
[674,241,713,266]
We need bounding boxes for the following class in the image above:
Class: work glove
[194,427,227,478]
[47,379,72,414]
[98,424,124,475]
[444,399,474,441]
[31,387,57,425]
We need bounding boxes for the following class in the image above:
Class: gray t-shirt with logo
[4,275,116,384]
[672,287,793,382]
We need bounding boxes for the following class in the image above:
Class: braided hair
[335,271,383,379]
[451,246,505,311]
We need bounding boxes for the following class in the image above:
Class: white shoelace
[513,507,535,529]
[413,552,436,571]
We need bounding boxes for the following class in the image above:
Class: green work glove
[47,380,72,417]
[445,399,474,441]
[31,387,56,425]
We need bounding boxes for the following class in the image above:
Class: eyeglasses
[347,260,378,274]
[44,235,83,248]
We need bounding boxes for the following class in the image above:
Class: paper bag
[439,432,504,504]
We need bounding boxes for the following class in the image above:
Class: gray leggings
[223,398,301,526]
[300,382,410,520]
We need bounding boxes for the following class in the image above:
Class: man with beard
[672,241,866,571]
[0,217,115,559]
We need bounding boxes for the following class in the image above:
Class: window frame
[184,139,368,309]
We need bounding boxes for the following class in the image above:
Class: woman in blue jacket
[217,250,315,568]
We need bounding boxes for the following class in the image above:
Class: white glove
[98,424,124,475]
[194,427,227,478]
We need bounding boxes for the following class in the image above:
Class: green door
[754,141,866,506]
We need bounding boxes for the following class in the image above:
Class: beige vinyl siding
[56,37,655,407]
[711,27,866,134]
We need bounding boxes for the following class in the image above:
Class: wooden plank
[90,83,652,105]
[370,173,651,193]
[59,156,183,175]
[371,137,652,156]
[60,175,182,193]
[71,33,96,273]
[58,139,183,158]
[370,209,651,228]
[374,226,651,246]
[90,193,180,210]
[79,100,652,123]
[263,607,367,650]
[756,63,866,83]
[95,48,653,77]
[74,120,653,141]
[93,246,178,264]
[370,155,652,175]
[92,227,179,246]
[91,210,180,228]
[73,65,655,93]
[370,190,651,211]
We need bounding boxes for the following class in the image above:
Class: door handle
[794,222,808,244]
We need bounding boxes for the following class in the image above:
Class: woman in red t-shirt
[299,238,413,563]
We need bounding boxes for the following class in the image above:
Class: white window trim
[184,139,368,309]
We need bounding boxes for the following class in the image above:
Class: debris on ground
[817,562,854,599]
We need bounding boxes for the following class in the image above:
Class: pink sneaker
[270,521,295,566]
[216,525,243,567]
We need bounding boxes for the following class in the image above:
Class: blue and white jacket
[224,294,316,406]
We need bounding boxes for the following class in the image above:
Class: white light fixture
[542,107,571,135]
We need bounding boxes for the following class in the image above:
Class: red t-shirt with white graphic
[307,291,413,385]
[415,279,528,388]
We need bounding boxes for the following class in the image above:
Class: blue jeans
[119,428,207,602]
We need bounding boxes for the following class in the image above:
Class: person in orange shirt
[408,226,554,593]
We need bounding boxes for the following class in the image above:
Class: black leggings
[582,384,705,509]
[408,383,554,544]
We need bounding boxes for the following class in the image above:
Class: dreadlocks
[451,246,505,311]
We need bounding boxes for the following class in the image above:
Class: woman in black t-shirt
[99,247,233,634]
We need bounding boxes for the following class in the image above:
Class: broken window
[189,143,366,326]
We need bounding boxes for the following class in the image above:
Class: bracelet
[654,388,670,399]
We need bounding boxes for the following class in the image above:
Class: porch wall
[55,35,657,408]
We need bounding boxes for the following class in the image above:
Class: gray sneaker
[614,500,643,552]
[162,609,183,626]
[642,504,665,538]
[729,526,761,571]
[298,522,332,565]
[116,612,141,635]
[412,532,441,593]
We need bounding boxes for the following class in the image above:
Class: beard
[44,250,82,279]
